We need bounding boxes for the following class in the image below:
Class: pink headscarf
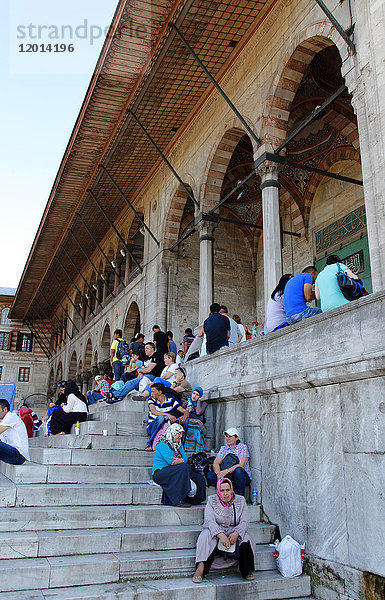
[217,477,235,507]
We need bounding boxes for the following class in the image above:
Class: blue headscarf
[188,386,203,410]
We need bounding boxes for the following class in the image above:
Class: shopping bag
[272,535,305,577]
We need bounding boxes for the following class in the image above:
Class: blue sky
[1,1,118,288]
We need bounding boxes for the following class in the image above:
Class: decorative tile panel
[315,205,367,253]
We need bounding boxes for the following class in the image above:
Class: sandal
[245,572,254,581]
[192,574,203,584]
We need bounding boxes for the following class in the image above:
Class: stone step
[29,434,149,450]
[0,504,262,532]
[3,483,162,507]
[89,404,148,425]
[0,571,312,598]
[0,462,153,484]
[0,554,119,592]
[89,396,146,413]
[90,393,146,412]
[78,420,146,436]
[29,448,154,466]
[0,524,275,560]
[88,410,147,425]
[120,547,276,580]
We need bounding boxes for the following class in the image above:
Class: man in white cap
[86,374,111,405]
[206,427,252,496]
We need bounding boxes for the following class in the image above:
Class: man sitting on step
[105,342,164,403]
[145,383,189,451]
[0,399,30,465]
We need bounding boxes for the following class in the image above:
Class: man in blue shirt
[283,266,322,325]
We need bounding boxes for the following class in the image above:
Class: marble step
[78,420,146,436]
[0,523,276,560]
[0,504,262,532]
[88,395,146,413]
[90,392,146,411]
[29,448,154,466]
[0,571,312,598]
[89,408,146,422]
[29,434,149,450]
[119,547,278,580]
[2,482,162,507]
[0,462,153,484]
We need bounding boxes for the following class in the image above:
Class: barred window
[0,332,10,351]
[16,332,33,353]
[18,367,30,382]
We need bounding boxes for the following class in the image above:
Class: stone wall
[184,292,385,600]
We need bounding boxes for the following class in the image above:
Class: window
[18,367,30,382]
[16,332,33,353]
[0,332,10,351]
[0,366,2,380]
[0,308,11,325]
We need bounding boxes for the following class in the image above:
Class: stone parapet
[184,292,385,600]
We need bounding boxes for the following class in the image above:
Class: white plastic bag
[272,535,305,577]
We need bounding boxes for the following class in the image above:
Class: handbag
[216,504,240,560]
[221,453,239,471]
[336,263,367,301]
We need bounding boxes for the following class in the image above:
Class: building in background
[0,288,49,416]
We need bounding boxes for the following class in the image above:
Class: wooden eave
[11,0,277,321]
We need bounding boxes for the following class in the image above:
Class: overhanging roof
[11,0,277,321]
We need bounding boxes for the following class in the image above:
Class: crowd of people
[0,252,367,583]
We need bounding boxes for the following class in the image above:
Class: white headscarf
[160,422,184,456]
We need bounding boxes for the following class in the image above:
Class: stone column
[257,158,282,308]
[198,221,216,324]
[342,44,385,292]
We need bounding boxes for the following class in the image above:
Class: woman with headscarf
[184,387,208,452]
[49,380,88,435]
[193,477,255,583]
[152,423,206,508]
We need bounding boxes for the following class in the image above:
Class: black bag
[221,453,239,471]
[216,505,240,561]
[188,452,209,472]
[336,263,367,301]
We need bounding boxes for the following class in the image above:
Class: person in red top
[18,406,34,438]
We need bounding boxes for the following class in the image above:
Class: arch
[55,361,63,384]
[100,322,111,361]
[302,148,361,229]
[202,126,251,212]
[68,350,77,381]
[48,367,55,395]
[123,301,141,341]
[163,185,195,248]
[84,338,92,371]
[263,30,345,147]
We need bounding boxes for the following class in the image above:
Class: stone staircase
[0,395,312,599]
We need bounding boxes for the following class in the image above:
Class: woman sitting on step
[192,478,255,583]
[184,387,208,453]
[206,427,252,497]
[152,423,206,508]
[49,381,88,435]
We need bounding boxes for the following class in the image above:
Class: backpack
[116,339,130,361]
